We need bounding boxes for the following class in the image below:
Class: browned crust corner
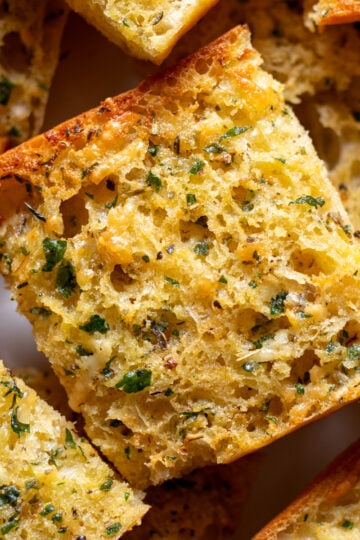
[253,438,360,539]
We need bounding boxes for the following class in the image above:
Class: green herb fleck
[242,201,254,212]
[56,261,77,298]
[0,486,20,507]
[51,512,63,523]
[275,157,286,164]
[165,387,174,396]
[115,369,152,393]
[342,520,354,530]
[0,517,19,535]
[81,162,99,179]
[75,345,93,356]
[65,428,76,449]
[164,276,179,286]
[124,446,131,459]
[0,76,14,105]
[148,144,159,157]
[203,142,225,154]
[219,275,228,284]
[297,311,312,319]
[42,238,67,272]
[219,126,251,140]
[80,314,110,334]
[101,357,116,378]
[290,195,325,209]
[29,306,51,317]
[146,170,162,191]
[189,160,205,175]
[100,479,113,492]
[265,415,278,423]
[253,250,260,262]
[248,280,257,289]
[194,241,209,256]
[124,492,130,501]
[105,194,118,209]
[270,291,288,316]
[106,523,122,536]
[142,255,150,263]
[8,126,20,137]
[122,18,130,27]
[347,344,360,360]
[253,333,274,349]
[11,407,30,435]
[295,383,305,395]
[186,193,197,206]
[40,503,55,516]
[326,341,336,353]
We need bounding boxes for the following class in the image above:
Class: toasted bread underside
[0,0,68,151]
[254,438,360,539]
[1,26,360,488]
[0,360,147,539]
[169,0,360,232]
[124,455,257,540]
[307,0,360,26]
[64,0,218,64]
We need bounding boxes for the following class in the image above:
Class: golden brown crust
[309,0,360,26]
[254,438,360,539]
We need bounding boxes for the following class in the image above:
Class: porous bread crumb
[0,360,148,539]
[169,0,360,233]
[64,0,218,64]
[1,26,360,488]
[254,439,360,539]
[0,0,67,148]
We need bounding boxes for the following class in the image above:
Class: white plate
[1,13,360,538]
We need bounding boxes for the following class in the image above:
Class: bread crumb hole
[290,248,325,276]
[194,58,212,75]
[60,194,89,238]
[111,265,134,291]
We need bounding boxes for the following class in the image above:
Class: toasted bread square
[1,26,360,488]
[0,360,148,539]
[0,0,68,150]
[64,0,218,64]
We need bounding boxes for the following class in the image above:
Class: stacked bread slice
[1,25,360,497]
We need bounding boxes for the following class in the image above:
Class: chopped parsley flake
[270,291,288,316]
[148,144,159,156]
[164,276,179,286]
[11,407,30,435]
[75,345,93,357]
[189,160,205,175]
[81,162,99,179]
[115,369,152,393]
[146,171,162,191]
[56,261,77,298]
[295,383,305,395]
[290,195,325,209]
[342,520,354,530]
[203,142,225,154]
[219,126,251,140]
[106,523,122,536]
[0,76,14,105]
[186,193,197,206]
[219,275,228,284]
[0,485,20,507]
[253,333,274,349]
[80,314,109,334]
[193,241,209,256]
[65,428,76,449]
[100,479,113,492]
[347,344,360,360]
[42,238,67,272]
